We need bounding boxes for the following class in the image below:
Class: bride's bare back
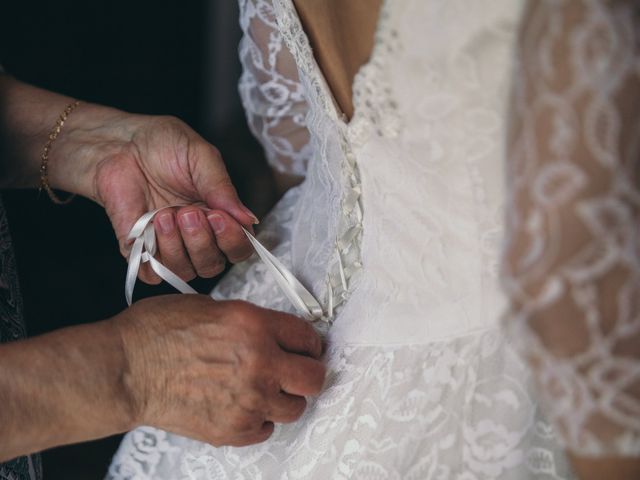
[292,0,382,120]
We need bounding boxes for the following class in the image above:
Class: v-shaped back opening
[291,0,383,122]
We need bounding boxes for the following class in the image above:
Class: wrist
[111,305,154,429]
[96,317,140,432]
[48,103,141,202]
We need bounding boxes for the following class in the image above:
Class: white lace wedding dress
[106,0,638,477]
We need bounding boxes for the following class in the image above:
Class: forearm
[0,74,136,198]
[0,318,134,461]
[0,74,72,188]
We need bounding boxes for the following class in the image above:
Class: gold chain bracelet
[39,100,81,205]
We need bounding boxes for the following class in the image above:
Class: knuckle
[284,397,307,422]
[256,426,274,443]
[208,144,222,161]
[227,245,254,264]
[290,360,326,395]
[223,299,251,318]
[242,390,267,412]
[195,143,225,171]
[120,242,131,259]
[160,256,196,281]
[229,301,266,328]
[159,114,185,130]
[227,438,246,447]
[308,363,327,393]
[229,432,266,447]
[228,411,257,432]
[225,303,275,343]
[301,324,321,353]
[207,437,225,448]
[262,375,281,395]
[294,398,307,417]
[139,269,162,286]
[159,238,185,257]
[196,259,226,278]
[178,269,197,282]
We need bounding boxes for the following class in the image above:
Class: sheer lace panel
[503,0,640,456]
[238,0,312,177]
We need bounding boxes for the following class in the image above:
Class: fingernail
[156,213,174,234]
[242,206,260,225]
[179,211,200,231]
[207,213,225,234]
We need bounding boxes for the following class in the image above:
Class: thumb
[191,145,259,228]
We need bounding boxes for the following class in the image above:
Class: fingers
[176,207,226,278]
[154,210,196,281]
[270,312,323,359]
[194,420,274,448]
[137,263,163,285]
[277,352,326,397]
[151,206,254,283]
[267,392,307,424]
[206,210,255,263]
[271,315,326,396]
[225,422,275,447]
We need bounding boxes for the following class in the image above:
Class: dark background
[1,1,275,477]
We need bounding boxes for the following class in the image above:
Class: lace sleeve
[238,0,311,177]
[502,0,640,456]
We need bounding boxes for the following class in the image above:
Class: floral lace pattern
[110,329,572,480]
[238,0,312,177]
[502,0,640,456]
[109,0,577,478]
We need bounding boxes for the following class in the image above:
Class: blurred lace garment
[0,61,42,480]
[0,199,42,480]
[503,0,640,457]
[109,0,576,478]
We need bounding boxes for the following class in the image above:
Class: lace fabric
[108,0,579,478]
[109,328,572,480]
[238,0,312,177]
[502,0,640,456]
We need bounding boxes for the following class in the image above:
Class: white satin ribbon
[125,206,325,322]
[125,207,197,306]
[242,229,323,321]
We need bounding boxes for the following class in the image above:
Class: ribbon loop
[124,206,326,323]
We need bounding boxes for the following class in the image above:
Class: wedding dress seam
[275,0,402,325]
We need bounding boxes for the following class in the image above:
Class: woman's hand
[52,105,257,284]
[0,295,325,461]
[0,76,254,283]
[116,295,326,447]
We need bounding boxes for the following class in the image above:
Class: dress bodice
[241,0,526,344]
[107,3,582,478]
[238,0,640,459]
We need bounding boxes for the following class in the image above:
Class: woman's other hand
[53,107,257,284]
